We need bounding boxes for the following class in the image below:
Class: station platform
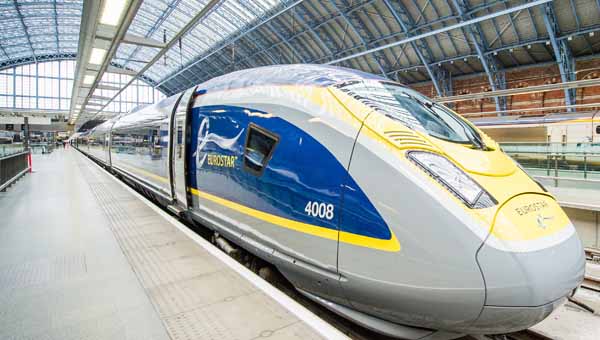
[0,149,346,340]
[548,186,600,212]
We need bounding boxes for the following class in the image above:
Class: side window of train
[596,125,600,134]
[177,125,183,159]
[243,124,279,176]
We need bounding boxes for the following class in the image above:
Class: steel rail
[462,102,600,117]
[437,78,600,103]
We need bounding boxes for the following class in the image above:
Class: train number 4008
[304,201,334,220]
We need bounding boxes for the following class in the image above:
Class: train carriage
[75,65,585,339]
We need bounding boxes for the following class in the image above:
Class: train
[74,65,585,339]
[471,111,600,144]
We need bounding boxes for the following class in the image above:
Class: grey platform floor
[0,149,331,340]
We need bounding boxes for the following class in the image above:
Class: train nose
[472,194,585,334]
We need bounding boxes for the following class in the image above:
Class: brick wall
[412,58,600,117]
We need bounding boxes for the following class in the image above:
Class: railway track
[585,247,600,262]
[188,220,595,340]
[493,329,553,340]
[114,159,596,340]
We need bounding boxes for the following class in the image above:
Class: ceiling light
[590,32,595,37]
[83,75,95,85]
[100,0,128,26]
[89,48,107,65]
[568,36,573,41]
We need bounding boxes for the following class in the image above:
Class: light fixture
[100,0,128,26]
[408,151,496,208]
[493,51,498,56]
[509,48,514,52]
[568,36,573,41]
[83,75,95,85]
[527,44,531,49]
[590,32,595,37]
[546,41,551,45]
[89,48,107,65]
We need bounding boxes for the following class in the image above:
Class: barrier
[0,151,30,191]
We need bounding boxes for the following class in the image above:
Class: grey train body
[74,65,585,339]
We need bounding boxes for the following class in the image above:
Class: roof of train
[197,64,388,93]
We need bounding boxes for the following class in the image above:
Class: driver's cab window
[243,124,278,176]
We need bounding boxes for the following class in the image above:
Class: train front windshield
[337,81,484,148]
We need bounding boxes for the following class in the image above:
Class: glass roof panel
[117,0,284,85]
[0,0,83,69]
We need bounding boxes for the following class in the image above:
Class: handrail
[0,150,29,161]
[0,150,29,191]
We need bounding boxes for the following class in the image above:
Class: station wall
[413,58,600,116]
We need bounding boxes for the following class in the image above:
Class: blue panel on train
[188,105,391,240]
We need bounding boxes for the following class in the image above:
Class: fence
[0,150,30,191]
[501,142,600,189]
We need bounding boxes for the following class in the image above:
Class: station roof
[0,0,82,69]
[153,0,600,96]
[1,0,600,125]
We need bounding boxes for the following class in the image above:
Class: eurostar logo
[536,214,553,229]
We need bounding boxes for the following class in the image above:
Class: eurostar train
[75,65,585,339]
[471,111,600,143]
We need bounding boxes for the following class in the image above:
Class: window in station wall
[0,60,165,114]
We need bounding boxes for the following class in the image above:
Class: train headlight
[408,151,497,208]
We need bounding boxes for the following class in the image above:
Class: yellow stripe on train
[189,187,401,252]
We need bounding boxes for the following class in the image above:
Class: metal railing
[29,142,55,154]
[0,143,25,157]
[0,150,29,192]
[501,142,600,155]
[501,142,600,189]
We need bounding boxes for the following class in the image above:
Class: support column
[542,4,576,111]
[451,0,507,114]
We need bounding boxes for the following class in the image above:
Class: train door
[104,132,110,165]
[549,125,566,153]
[593,111,600,143]
[567,123,592,143]
[549,125,564,143]
[170,86,197,209]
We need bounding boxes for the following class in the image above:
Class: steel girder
[0,53,76,71]
[542,3,576,110]
[12,0,37,63]
[451,0,507,114]
[382,0,449,96]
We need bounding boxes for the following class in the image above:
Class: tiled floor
[0,149,334,340]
